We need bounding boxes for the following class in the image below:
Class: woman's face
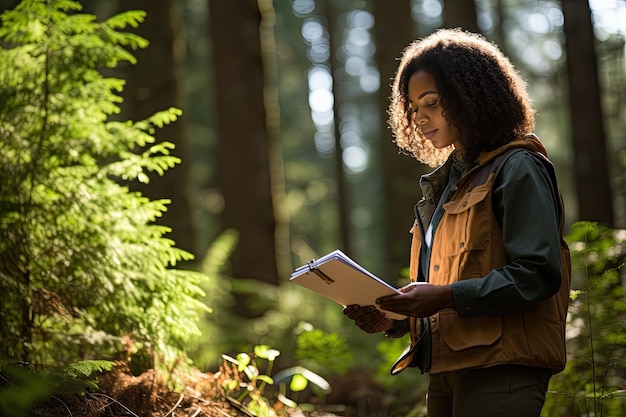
[407,70,462,150]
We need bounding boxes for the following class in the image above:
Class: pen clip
[307,259,334,285]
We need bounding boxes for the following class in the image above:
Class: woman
[343,28,570,417]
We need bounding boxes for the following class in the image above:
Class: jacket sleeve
[450,151,563,316]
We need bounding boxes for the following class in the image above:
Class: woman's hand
[376,282,455,317]
[343,304,395,334]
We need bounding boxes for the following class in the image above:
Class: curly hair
[388,28,535,167]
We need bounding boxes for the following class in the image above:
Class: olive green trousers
[427,365,552,417]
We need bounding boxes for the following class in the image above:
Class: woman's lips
[422,129,436,139]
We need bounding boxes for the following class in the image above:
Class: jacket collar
[475,134,547,167]
[421,134,546,185]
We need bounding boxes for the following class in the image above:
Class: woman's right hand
[342,304,395,334]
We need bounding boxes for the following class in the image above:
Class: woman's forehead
[408,70,438,100]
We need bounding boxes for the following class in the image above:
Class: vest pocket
[439,186,491,257]
[438,310,502,351]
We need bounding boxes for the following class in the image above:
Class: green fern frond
[65,360,114,379]
[201,229,240,277]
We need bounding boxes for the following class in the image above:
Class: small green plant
[543,222,626,417]
[221,345,279,404]
[218,344,330,416]
[272,365,332,412]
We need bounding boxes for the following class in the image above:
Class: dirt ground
[13,360,395,417]
[30,363,349,417]
[32,365,243,417]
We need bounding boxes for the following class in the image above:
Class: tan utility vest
[406,137,570,374]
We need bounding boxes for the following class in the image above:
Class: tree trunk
[443,0,479,32]
[118,0,197,255]
[372,1,430,283]
[492,0,508,53]
[322,0,352,253]
[257,0,291,281]
[208,0,281,294]
[562,0,614,226]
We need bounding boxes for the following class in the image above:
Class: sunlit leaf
[254,345,280,361]
[256,375,273,385]
[236,353,251,372]
[289,373,308,392]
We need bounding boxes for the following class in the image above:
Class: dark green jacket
[404,136,569,374]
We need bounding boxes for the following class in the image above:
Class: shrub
[543,222,626,416]
[0,0,209,371]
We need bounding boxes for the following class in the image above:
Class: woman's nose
[415,109,428,125]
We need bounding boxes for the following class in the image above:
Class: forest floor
[1,357,397,416]
[29,365,285,417]
[30,363,366,417]
[33,365,242,417]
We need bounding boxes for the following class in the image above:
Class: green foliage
[64,359,114,391]
[273,365,332,412]
[188,229,239,367]
[220,346,281,417]
[65,359,113,378]
[54,360,113,395]
[294,325,353,374]
[372,336,427,416]
[220,345,330,416]
[0,0,209,372]
[192,264,367,372]
[543,222,626,417]
[0,364,54,416]
[0,359,114,414]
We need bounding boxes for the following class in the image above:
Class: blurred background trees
[99,0,625,282]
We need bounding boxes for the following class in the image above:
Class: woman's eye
[409,96,439,114]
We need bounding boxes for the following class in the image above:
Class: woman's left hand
[343,304,395,333]
[376,282,455,317]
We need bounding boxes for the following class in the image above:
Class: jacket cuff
[384,318,409,338]
[451,280,479,316]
